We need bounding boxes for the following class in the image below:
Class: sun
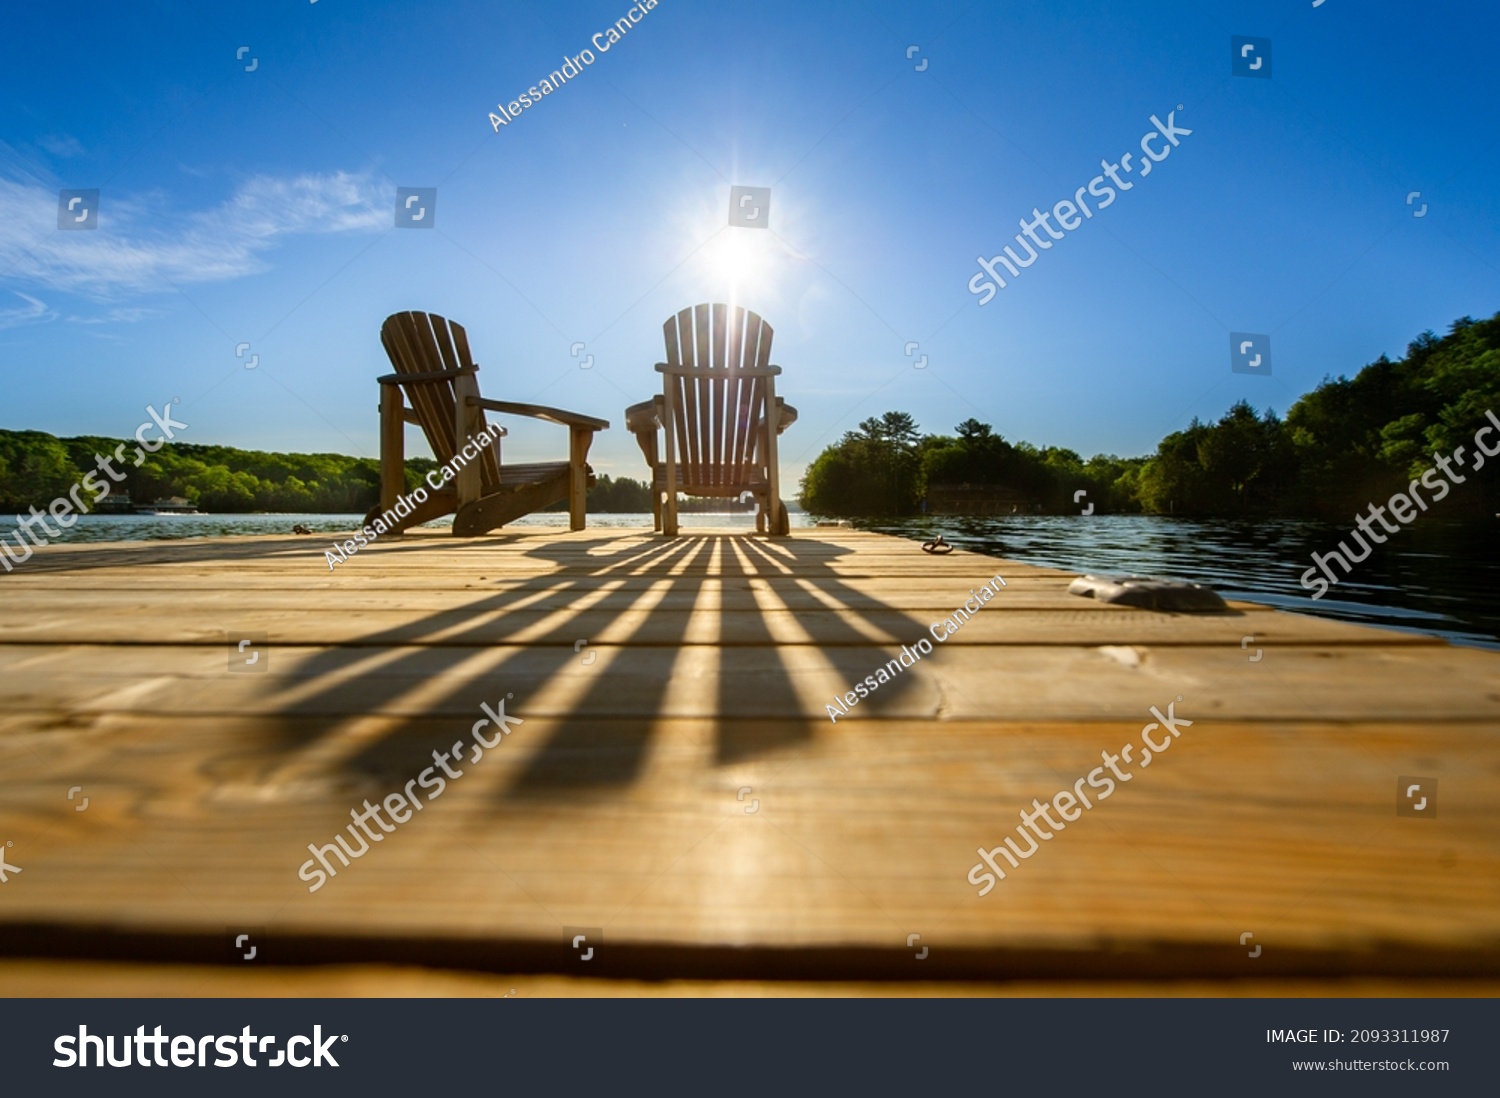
[705,227,773,292]
[664,183,801,315]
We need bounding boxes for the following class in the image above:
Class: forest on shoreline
[0,431,661,516]
[798,313,1500,518]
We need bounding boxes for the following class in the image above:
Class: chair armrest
[625,396,664,435]
[654,361,782,377]
[469,397,608,431]
[755,399,798,434]
[377,365,479,385]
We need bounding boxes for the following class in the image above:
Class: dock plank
[1,527,1497,991]
[0,603,1439,646]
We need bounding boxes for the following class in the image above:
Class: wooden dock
[2,527,1498,996]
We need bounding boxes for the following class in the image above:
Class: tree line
[0,433,660,515]
[798,312,1500,518]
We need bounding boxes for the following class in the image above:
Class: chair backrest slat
[379,311,502,493]
[750,311,772,371]
[429,314,464,374]
[724,309,745,482]
[678,307,700,485]
[383,316,453,465]
[743,375,760,469]
[663,310,682,371]
[671,374,692,486]
[659,303,779,493]
[691,304,710,484]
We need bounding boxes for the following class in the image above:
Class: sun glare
[662,181,809,318]
[706,226,771,293]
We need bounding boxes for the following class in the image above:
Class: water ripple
[855,514,1500,651]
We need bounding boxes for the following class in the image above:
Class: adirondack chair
[625,303,797,536]
[371,311,608,536]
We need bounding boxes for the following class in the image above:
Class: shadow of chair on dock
[244,532,936,804]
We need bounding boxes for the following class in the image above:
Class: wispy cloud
[0,291,55,329]
[66,306,162,325]
[0,169,389,299]
[37,134,85,158]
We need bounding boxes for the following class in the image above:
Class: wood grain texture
[1,527,1497,992]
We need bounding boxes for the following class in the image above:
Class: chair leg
[763,381,784,537]
[378,384,406,519]
[661,388,678,537]
[568,427,591,531]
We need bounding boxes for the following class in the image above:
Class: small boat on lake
[133,496,203,516]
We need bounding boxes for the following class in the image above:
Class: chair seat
[497,461,572,485]
[625,398,799,436]
[649,464,767,491]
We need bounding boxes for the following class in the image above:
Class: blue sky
[2,0,1496,487]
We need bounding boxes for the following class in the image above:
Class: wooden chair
[625,303,797,536]
[372,311,608,536]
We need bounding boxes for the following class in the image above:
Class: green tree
[799,413,924,515]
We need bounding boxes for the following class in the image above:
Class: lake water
[858,515,1500,652]
[41,511,787,543]
[31,511,1500,650]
